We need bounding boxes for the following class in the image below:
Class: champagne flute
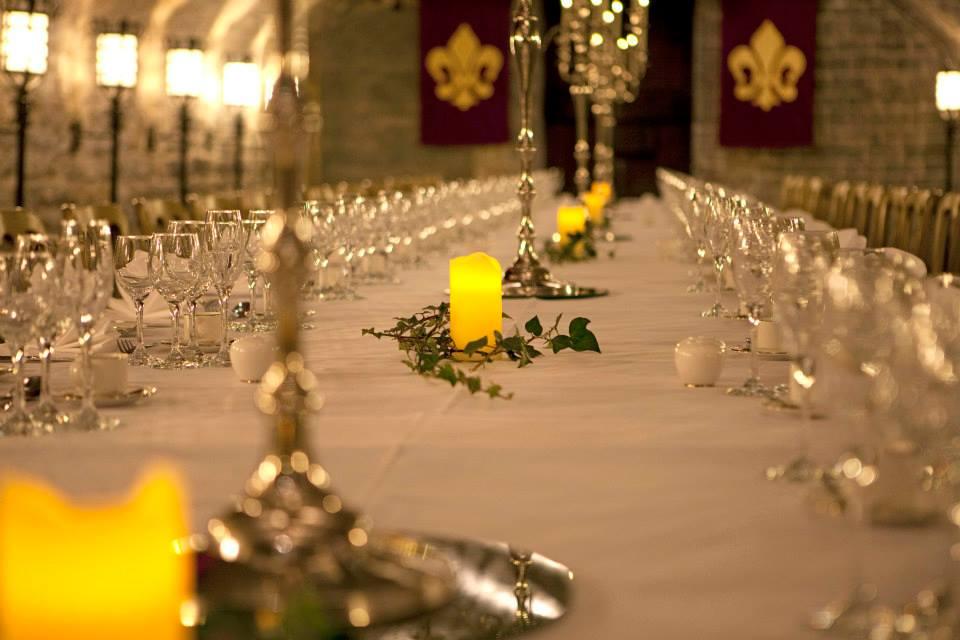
[149,233,201,369]
[61,220,116,431]
[201,221,244,366]
[113,235,155,366]
[169,221,214,366]
[240,219,266,331]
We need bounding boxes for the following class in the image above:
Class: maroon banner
[420,0,510,146]
[720,0,817,148]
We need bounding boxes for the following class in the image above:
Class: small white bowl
[674,336,725,387]
[230,336,278,383]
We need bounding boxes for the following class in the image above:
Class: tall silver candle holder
[556,0,593,197]
[502,0,608,299]
[195,0,454,631]
[585,0,650,197]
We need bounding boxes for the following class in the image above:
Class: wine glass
[61,220,116,431]
[113,235,155,366]
[702,194,733,318]
[0,250,46,436]
[768,230,840,481]
[247,210,276,324]
[149,233,201,369]
[201,221,244,367]
[206,209,243,225]
[16,234,72,432]
[727,209,776,397]
[240,219,266,331]
[169,221,214,366]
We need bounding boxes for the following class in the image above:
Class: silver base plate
[503,282,609,299]
[196,533,573,640]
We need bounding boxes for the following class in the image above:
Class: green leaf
[524,315,543,337]
[463,336,489,355]
[502,311,513,320]
[486,384,503,398]
[550,335,572,353]
[465,376,482,393]
[569,317,592,338]
[436,364,457,386]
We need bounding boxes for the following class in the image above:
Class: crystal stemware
[61,220,116,431]
[113,235,155,367]
[702,194,733,318]
[169,221,214,366]
[16,234,72,432]
[240,219,266,331]
[149,233,201,369]
[0,251,44,435]
[201,221,244,366]
[768,229,840,481]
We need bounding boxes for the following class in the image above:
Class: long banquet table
[0,195,879,639]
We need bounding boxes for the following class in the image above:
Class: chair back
[839,182,869,231]
[185,193,218,219]
[929,192,959,275]
[801,176,826,219]
[875,186,909,249]
[825,181,851,229]
[897,189,936,257]
[133,198,171,234]
[780,174,805,211]
[0,208,46,246]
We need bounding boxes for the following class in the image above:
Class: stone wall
[692,0,960,205]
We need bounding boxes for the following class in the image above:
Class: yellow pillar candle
[450,252,503,350]
[557,205,588,245]
[581,191,606,225]
[591,181,612,203]
[0,467,194,640]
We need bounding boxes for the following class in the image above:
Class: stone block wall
[692,0,960,204]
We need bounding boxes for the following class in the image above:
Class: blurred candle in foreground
[557,205,588,246]
[581,191,606,225]
[450,252,502,350]
[0,467,194,640]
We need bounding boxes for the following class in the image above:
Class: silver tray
[196,533,573,640]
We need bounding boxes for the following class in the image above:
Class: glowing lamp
[1,9,48,75]
[222,61,260,108]
[0,467,194,639]
[96,32,138,88]
[581,191,606,225]
[449,252,503,351]
[936,71,960,119]
[165,47,204,98]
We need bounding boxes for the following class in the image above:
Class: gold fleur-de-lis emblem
[425,23,504,112]
[727,19,807,112]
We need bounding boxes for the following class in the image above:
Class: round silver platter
[196,533,573,640]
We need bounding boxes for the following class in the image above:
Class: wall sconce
[96,22,138,204]
[1,1,50,207]
[222,59,260,191]
[166,40,204,203]
[937,70,960,191]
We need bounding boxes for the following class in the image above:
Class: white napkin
[0,320,114,358]
[837,228,867,249]
[106,290,170,325]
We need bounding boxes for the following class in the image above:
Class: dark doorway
[543,0,694,196]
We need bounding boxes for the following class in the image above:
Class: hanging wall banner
[720,0,817,147]
[420,0,511,145]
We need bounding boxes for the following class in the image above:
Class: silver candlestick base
[504,0,608,300]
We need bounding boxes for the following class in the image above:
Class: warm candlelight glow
[557,205,588,245]
[223,60,261,108]
[449,252,503,350]
[936,70,960,117]
[96,33,139,89]
[1,10,48,75]
[591,181,612,203]
[0,467,194,640]
[581,191,606,225]
[166,47,204,98]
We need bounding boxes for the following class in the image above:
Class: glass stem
[748,322,760,384]
[247,277,257,330]
[79,327,95,413]
[170,303,182,356]
[10,341,25,415]
[218,291,230,358]
[38,337,52,405]
[188,299,199,350]
[798,354,816,456]
[135,297,146,350]
[714,262,724,308]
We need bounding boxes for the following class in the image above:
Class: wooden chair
[62,203,131,237]
[928,192,959,275]
[837,182,868,230]
[801,176,826,219]
[825,181,851,229]
[133,198,187,234]
[185,193,219,219]
[779,174,805,211]
[874,186,909,249]
[857,184,886,242]
[898,189,937,257]
[945,195,960,274]
[0,208,46,246]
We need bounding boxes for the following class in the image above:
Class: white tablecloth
[0,196,905,638]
